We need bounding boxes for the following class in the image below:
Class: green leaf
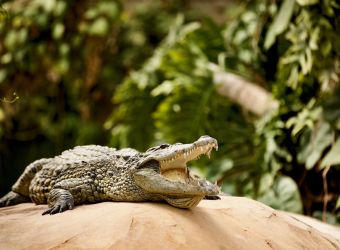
[299,48,313,75]
[298,122,333,169]
[151,80,174,96]
[321,137,340,167]
[1,53,12,64]
[40,0,57,13]
[264,0,295,49]
[87,17,109,36]
[321,40,332,56]
[234,29,248,44]
[309,27,319,50]
[4,30,17,50]
[322,92,340,129]
[52,22,64,40]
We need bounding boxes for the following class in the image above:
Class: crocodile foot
[42,189,74,215]
[0,191,29,207]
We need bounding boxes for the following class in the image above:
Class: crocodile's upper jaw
[159,137,218,171]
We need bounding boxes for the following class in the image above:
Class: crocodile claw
[42,200,74,215]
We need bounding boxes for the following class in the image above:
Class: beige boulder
[0,196,339,250]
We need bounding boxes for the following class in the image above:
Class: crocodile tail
[12,158,52,197]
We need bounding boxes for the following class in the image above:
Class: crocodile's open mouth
[160,142,218,183]
[140,136,218,183]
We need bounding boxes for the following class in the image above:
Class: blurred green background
[0,0,339,223]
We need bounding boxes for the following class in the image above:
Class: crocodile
[0,135,220,215]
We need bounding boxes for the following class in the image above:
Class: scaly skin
[0,136,220,215]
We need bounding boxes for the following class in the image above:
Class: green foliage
[255,0,340,219]
[216,0,339,218]
[222,2,267,76]
[258,176,302,213]
[0,0,179,147]
[0,0,122,147]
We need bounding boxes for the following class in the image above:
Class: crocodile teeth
[206,148,212,159]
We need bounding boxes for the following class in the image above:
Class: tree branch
[209,63,279,116]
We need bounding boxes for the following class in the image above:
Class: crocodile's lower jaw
[163,195,204,208]
[161,168,205,208]
[161,169,205,208]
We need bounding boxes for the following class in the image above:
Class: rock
[0,196,339,250]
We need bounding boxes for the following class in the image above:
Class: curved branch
[209,63,279,116]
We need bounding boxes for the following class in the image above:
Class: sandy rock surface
[0,196,339,250]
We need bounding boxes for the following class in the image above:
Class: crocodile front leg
[133,168,220,197]
[42,188,74,215]
[38,177,93,215]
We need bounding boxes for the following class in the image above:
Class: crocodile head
[133,135,220,208]
[141,135,218,178]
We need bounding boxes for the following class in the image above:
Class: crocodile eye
[143,160,160,172]
[146,143,170,152]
